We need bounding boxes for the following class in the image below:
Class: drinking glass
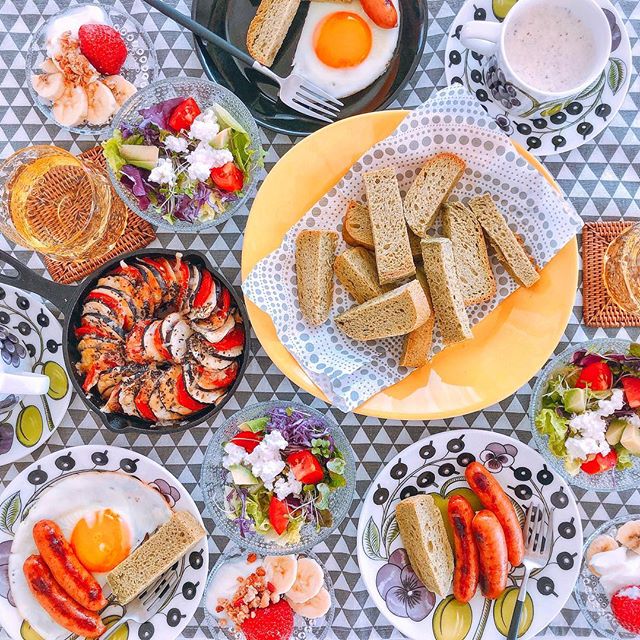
[603,222,640,314]
[0,145,126,261]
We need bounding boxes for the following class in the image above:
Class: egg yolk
[313,12,372,68]
[70,509,132,573]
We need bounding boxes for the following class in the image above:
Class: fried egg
[292,0,400,99]
[9,471,172,639]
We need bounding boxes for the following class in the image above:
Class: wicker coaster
[582,221,640,327]
[43,146,156,284]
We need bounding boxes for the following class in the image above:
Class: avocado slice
[210,128,232,150]
[564,456,582,476]
[120,144,159,171]
[563,388,587,414]
[213,104,247,134]
[228,464,259,486]
[621,424,640,455]
[238,417,269,433]
[606,418,628,446]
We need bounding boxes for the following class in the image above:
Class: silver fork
[143,0,343,123]
[507,504,553,640]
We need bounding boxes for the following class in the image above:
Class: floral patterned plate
[0,284,71,467]
[0,445,209,640]
[444,0,632,156]
[357,430,582,640]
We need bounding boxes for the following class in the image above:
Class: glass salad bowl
[576,515,640,639]
[107,77,263,232]
[26,3,157,135]
[529,338,640,492]
[201,401,356,555]
[203,548,335,640]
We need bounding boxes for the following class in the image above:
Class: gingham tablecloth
[0,0,639,638]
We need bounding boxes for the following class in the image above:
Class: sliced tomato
[210,162,244,192]
[75,325,114,341]
[82,357,119,393]
[152,322,173,361]
[168,97,201,132]
[230,431,262,453]
[268,496,289,536]
[193,361,238,390]
[204,288,231,327]
[286,450,325,484]
[125,320,152,364]
[173,258,190,310]
[207,325,244,352]
[622,376,640,408]
[576,361,613,391]
[134,394,157,421]
[580,450,618,474]
[193,269,214,308]
[175,371,208,411]
[139,257,177,290]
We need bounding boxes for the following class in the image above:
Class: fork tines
[523,503,551,557]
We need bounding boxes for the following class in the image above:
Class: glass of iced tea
[0,145,127,261]
[603,223,640,314]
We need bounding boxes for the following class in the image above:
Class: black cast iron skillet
[0,248,251,436]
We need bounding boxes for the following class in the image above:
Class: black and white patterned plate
[444,0,632,156]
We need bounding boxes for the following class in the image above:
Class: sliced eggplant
[149,383,183,422]
[103,383,123,413]
[96,365,137,398]
[142,320,168,362]
[112,262,156,316]
[125,319,153,364]
[188,276,218,321]
[192,313,235,344]
[81,313,125,340]
[86,286,136,330]
[183,364,228,404]
[82,300,119,324]
[156,367,193,417]
[188,334,235,369]
[184,360,238,391]
[181,263,202,314]
[118,374,146,418]
[166,318,192,363]
[136,261,166,302]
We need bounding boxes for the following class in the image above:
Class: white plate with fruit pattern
[357,430,582,640]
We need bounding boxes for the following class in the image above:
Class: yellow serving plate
[241,110,579,419]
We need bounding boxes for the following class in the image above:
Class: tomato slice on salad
[287,450,325,485]
[621,376,640,408]
[230,431,262,453]
[268,496,289,535]
[576,361,613,391]
[580,450,618,474]
[168,97,201,132]
[210,162,244,192]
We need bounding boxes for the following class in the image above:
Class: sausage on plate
[471,510,509,599]
[447,495,479,603]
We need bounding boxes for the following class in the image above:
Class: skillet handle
[0,250,75,314]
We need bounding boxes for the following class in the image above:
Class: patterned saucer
[357,430,582,640]
[0,445,209,640]
[444,0,632,156]
[0,284,71,468]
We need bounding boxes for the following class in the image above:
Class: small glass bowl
[576,515,640,639]
[201,400,356,555]
[108,77,263,232]
[26,2,157,135]
[529,338,640,492]
[203,549,335,640]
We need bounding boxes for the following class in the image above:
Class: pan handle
[0,250,75,314]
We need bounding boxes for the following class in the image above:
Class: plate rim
[240,109,579,419]
[355,429,584,640]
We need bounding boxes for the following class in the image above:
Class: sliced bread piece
[403,153,466,237]
[334,247,389,304]
[246,0,301,67]
[342,200,423,258]
[335,280,430,341]
[396,494,454,597]
[442,201,496,305]
[400,269,434,367]
[468,194,540,288]
[364,168,416,284]
[296,229,339,325]
[421,237,473,345]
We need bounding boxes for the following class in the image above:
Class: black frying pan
[0,248,251,436]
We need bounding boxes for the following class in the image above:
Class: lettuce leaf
[229,128,264,175]
[102,129,126,173]
[615,444,633,470]
[535,408,569,458]
[244,487,272,534]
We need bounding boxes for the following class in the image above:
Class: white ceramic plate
[357,430,582,640]
[0,445,209,640]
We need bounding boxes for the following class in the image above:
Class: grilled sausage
[447,495,480,603]
[360,0,398,28]
[471,510,508,599]
[23,555,107,638]
[33,520,107,612]
[465,462,524,567]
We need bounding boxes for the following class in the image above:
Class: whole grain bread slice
[400,269,434,367]
[335,280,430,341]
[342,200,423,258]
[468,194,540,288]
[421,237,473,345]
[396,495,454,597]
[296,229,339,326]
[334,247,389,304]
[246,0,301,67]
[404,153,466,237]
[364,169,416,284]
[442,201,496,305]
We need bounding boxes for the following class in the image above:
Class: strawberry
[78,24,128,75]
[240,600,294,640]
[611,585,640,634]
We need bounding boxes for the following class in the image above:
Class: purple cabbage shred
[138,96,184,130]
[266,406,329,452]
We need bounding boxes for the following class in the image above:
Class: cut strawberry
[230,431,262,453]
[287,450,325,484]
[168,98,201,132]
[78,24,128,75]
[576,361,613,391]
[175,371,208,411]
[193,269,214,308]
[580,449,617,474]
[611,585,640,634]
[622,376,640,409]
[268,497,289,536]
[241,599,294,640]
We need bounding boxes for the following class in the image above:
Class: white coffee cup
[460,0,611,116]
